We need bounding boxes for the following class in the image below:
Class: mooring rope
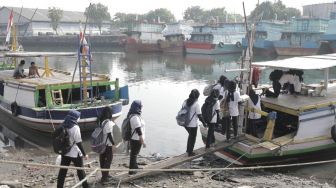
[1,158,336,172]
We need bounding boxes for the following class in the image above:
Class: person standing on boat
[128,100,146,175]
[182,89,207,156]
[247,89,261,137]
[226,81,241,141]
[13,60,26,79]
[28,61,40,78]
[213,75,229,134]
[57,110,89,188]
[205,89,220,149]
[98,106,116,183]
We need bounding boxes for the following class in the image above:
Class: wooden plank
[258,141,280,151]
[113,136,245,183]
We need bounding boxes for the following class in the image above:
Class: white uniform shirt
[213,83,225,100]
[210,100,220,123]
[64,125,83,158]
[102,119,115,146]
[182,100,201,128]
[225,90,241,117]
[279,74,302,92]
[130,115,145,140]
[248,96,261,119]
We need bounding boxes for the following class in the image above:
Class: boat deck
[261,85,336,115]
[0,69,110,88]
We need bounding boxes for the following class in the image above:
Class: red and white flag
[5,9,14,43]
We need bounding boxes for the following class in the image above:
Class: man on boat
[13,60,26,79]
[28,61,40,78]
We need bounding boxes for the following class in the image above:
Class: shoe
[188,152,196,157]
[129,171,137,175]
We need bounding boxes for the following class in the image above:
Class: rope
[1,158,336,172]
[71,168,99,188]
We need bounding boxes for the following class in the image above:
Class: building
[0,6,111,36]
[303,3,336,19]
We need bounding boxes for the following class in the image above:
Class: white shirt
[279,74,302,92]
[213,83,225,99]
[64,125,83,158]
[210,100,220,123]
[130,115,145,140]
[182,100,201,128]
[225,90,241,117]
[102,119,115,146]
[248,96,261,119]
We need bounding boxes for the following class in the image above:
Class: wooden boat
[185,24,245,55]
[0,51,129,133]
[200,54,336,165]
[273,18,328,56]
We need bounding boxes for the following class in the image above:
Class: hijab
[186,89,200,107]
[63,110,81,128]
[249,89,259,105]
[127,100,142,117]
[227,80,236,102]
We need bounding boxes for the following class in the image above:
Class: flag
[5,9,14,44]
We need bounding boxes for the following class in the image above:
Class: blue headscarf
[127,100,142,117]
[62,110,81,128]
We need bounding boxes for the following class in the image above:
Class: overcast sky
[2,0,336,19]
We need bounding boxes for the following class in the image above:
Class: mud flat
[0,148,334,188]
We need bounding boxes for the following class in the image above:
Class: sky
[2,0,336,20]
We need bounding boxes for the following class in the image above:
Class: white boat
[200,54,336,165]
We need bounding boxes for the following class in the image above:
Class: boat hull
[185,42,242,55]
[159,40,185,54]
[275,47,319,56]
[0,100,123,133]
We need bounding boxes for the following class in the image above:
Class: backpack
[90,120,109,154]
[52,126,74,155]
[121,114,137,141]
[203,83,217,96]
[176,101,196,127]
[201,99,217,123]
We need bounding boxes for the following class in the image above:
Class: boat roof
[261,85,336,116]
[252,54,336,70]
[4,52,76,57]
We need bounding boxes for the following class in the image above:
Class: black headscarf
[227,80,236,102]
[218,75,227,87]
[127,100,142,117]
[205,89,219,104]
[186,89,200,107]
[249,89,258,105]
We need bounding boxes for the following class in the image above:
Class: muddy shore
[0,148,334,188]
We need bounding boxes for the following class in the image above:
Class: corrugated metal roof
[2,6,86,23]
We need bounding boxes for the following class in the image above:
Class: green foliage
[183,6,204,21]
[48,7,63,35]
[84,3,111,34]
[249,0,301,21]
[144,8,176,23]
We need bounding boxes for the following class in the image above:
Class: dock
[113,136,245,183]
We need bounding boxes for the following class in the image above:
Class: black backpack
[201,99,216,123]
[52,126,74,155]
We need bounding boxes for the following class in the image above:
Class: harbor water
[1,45,336,184]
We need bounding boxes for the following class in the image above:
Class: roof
[252,54,336,70]
[4,52,76,58]
[1,6,85,23]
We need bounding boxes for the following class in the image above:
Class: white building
[0,6,111,36]
[303,3,336,19]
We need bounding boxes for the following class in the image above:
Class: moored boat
[185,24,245,55]
[159,22,193,54]
[0,49,129,133]
[274,18,328,56]
[200,54,336,165]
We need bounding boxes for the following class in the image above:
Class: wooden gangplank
[113,136,245,183]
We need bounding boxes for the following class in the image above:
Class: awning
[4,52,76,58]
[252,53,336,70]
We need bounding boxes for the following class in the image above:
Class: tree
[85,3,111,34]
[145,8,176,23]
[48,7,63,35]
[203,8,227,23]
[183,6,204,22]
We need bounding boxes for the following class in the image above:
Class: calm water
[1,46,336,184]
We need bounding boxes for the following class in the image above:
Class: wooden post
[41,57,54,77]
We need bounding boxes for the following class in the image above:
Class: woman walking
[99,106,116,183]
[182,89,207,156]
[57,110,89,188]
[128,100,146,175]
[226,81,241,141]
[205,89,220,148]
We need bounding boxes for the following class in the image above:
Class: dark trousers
[206,123,216,148]
[247,118,258,137]
[221,117,229,134]
[184,126,198,154]
[99,146,113,180]
[129,139,142,170]
[57,155,88,188]
[226,116,238,140]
